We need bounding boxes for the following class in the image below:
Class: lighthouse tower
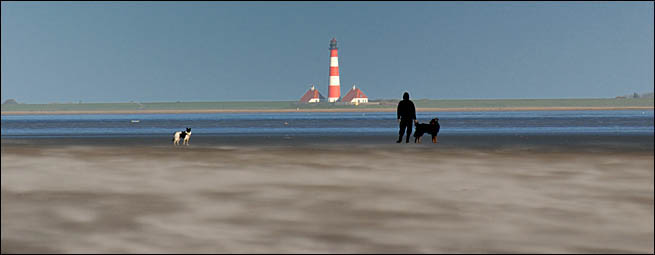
[328,38,341,102]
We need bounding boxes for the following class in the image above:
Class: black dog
[414,118,440,143]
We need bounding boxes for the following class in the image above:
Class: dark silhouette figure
[396,92,417,143]
[414,118,440,143]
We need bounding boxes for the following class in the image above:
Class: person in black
[396,92,417,143]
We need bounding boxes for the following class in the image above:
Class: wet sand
[1,136,653,253]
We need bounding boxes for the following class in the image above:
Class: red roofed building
[341,84,368,104]
[299,85,325,103]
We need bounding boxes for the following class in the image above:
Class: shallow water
[2,110,653,137]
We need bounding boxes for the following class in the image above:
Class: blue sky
[1,1,653,103]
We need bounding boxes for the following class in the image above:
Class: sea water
[1,110,653,137]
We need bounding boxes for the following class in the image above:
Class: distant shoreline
[1,106,653,115]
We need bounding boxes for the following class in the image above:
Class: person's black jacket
[397,92,416,120]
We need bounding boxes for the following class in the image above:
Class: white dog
[172,128,192,146]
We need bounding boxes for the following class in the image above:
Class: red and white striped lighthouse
[328,38,341,102]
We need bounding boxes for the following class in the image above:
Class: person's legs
[397,120,407,143]
[405,121,413,143]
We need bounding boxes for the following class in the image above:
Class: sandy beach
[2,106,653,115]
[1,136,653,253]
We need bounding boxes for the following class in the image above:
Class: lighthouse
[328,38,341,102]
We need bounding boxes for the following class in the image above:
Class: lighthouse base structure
[328,85,340,102]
